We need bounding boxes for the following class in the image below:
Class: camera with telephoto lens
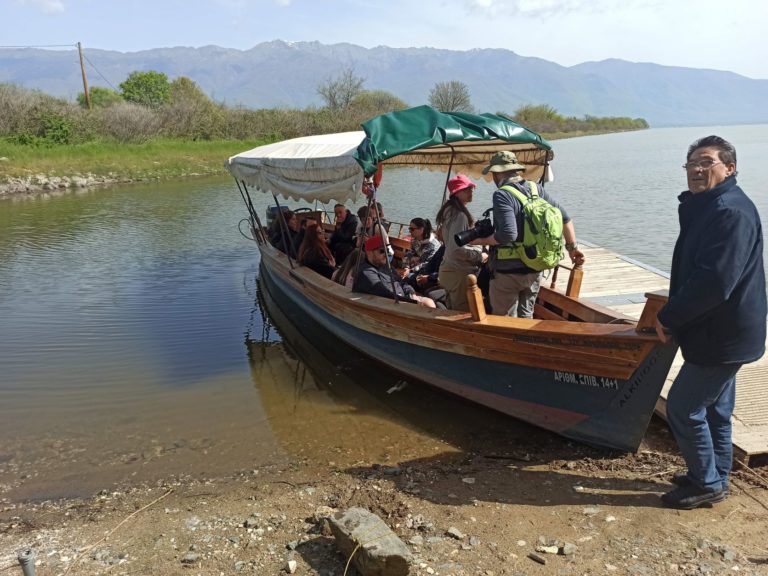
[454,209,494,247]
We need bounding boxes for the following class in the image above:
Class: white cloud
[465,0,651,19]
[276,0,291,5]
[21,0,65,13]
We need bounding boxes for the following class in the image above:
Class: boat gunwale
[264,244,658,343]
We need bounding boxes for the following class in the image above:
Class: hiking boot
[661,484,727,510]
[671,473,729,495]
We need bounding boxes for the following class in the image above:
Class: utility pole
[77,42,91,109]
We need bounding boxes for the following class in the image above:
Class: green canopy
[354,105,553,181]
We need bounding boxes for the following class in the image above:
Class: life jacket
[495,181,564,271]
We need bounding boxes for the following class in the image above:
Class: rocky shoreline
[0,173,130,199]
[2,449,767,576]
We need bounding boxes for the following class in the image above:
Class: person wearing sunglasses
[404,218,441,273]
[656,135,766,510]
[352,235,436,308]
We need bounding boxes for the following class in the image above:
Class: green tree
[350,90,407,114]
[428,80,473,113]
[120,70,171,108]
[317,67,365,111]
[162,76,222,139]
[77,86,122,108]
[169,76,210,105]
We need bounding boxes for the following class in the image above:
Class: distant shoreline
[0,171,227,199]
[0,139,258,199]
[0,129,641,199]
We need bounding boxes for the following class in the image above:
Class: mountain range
[2,40,767,127]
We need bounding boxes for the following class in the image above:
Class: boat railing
[635,290,670,333]
[466,262,667,332]
[549,261,583,298]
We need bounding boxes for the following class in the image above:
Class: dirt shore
[2,417,768,576]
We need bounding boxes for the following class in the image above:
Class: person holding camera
[473,151,584,318]
[436,174,488,311]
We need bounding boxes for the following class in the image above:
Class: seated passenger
[353,235,436,309]
[299,221,336,278]
[329,203,359,265]
[356,205,393,258]
[375,201,392,233]
[410,244,447,306]
[270,209,304,258]
[411,243,444,290]
[404,218,441,273]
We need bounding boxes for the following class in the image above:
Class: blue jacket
[657,175,766,365]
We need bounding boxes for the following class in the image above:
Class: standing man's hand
[568,247,585,266]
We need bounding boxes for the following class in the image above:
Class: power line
[82,52,119,91]
[0,44,76,49]
[0,42,121,93]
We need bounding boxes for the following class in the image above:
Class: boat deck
[562,242,768,463]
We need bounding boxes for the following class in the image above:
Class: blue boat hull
[259,254,677,452]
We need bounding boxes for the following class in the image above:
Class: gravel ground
[3,420,768,576]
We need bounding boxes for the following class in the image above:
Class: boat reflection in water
[245,279,555,467]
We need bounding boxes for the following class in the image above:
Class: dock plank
[562,244,768,462]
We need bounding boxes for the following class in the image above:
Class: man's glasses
[377,248,387,255]
[682,160,722,171]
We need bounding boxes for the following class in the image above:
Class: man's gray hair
[688,135,737,165]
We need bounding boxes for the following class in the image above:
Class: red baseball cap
[364,235,385,251]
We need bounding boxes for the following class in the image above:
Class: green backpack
[499,182,564,271]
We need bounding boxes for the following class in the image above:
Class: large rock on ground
[328,507,411,576]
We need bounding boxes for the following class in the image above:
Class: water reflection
[245,276,559,468]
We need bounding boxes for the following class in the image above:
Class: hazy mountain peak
[1,41,766,126]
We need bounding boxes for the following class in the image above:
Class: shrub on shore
[0,80,407,146]
[0,76,647,151]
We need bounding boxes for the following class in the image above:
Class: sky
[3,0,767,80]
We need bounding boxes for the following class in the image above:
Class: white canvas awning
[226,131,366,204]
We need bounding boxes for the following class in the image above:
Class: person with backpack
[472,150,584,318]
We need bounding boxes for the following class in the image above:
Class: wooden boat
[227,105,677,452]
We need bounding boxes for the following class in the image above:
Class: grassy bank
[0,128,625,188]
[0,139,266,182]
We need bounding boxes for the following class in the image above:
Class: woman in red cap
[435,174,488,311]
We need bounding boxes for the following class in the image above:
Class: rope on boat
[272,193,295,269]
[238,218,256,241]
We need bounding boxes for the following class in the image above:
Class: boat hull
[259,249,676,452]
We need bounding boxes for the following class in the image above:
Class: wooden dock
[566,242,768,463]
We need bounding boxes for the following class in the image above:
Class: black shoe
[671,473,729,495]
[671,472,691,487]
[661,485,727,510]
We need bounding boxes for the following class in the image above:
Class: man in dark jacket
[329,203,359,264]
[656,135,766,510]
[353,235,435,308]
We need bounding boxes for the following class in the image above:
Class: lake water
[1,125,766,500]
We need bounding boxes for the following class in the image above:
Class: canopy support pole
[440,146,457,207]
[357,188,400,305]
[236,180,265,244]
[272,194,295,269]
